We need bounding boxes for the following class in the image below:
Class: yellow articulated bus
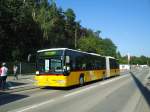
[35,48,120,87]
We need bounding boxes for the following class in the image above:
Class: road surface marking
[9,84,33,89]
[14,99,55,112]
[27,79,35,82]
[64,85,98,97]
[100,75,128,85]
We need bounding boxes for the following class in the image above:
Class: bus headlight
[36,71,39,75]
[57,80,65,84]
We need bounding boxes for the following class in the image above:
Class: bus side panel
[110,68,120,77]
[110,69,116,77]
[107,57,120,78]
[116,69,120,76]
[67,71,96,86]
[67,70,106,86]
[85,70,105,82]
[106,57,110,78]
[67,71,82,86]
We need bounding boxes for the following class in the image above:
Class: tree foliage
[77,29,117,57]
[119,55,150,66]
[0,0,149,64]
[0,0,42,61]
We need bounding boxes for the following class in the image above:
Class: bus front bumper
[34,75,68,87]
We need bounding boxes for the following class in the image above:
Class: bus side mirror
[27,54,32,62]
[66,56,70,64]
[27,53,36,63]
[66,66,70,71]
[63,66,70,72]
[63,66,70,75]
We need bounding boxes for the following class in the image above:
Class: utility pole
[146,56,149,66]
[75,26,77,49]
[127,53,130,70]
[20,62,22,75]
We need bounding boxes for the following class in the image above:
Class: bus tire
[79,75,84,86]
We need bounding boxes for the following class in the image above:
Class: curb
[0,85,38,96]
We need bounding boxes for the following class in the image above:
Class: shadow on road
[130,71,150,107]
[0,92,28,106]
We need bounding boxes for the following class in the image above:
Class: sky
[54,0,150,57]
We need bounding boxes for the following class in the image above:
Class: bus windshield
[37,50,64,74]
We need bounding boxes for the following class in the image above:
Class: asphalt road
[0,68,150,112]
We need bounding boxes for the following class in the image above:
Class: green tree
[1,0,133,63]
[64,8,77,48]
[77,36,100,53]
[77,29,117,57]
[0,0,42,61]
[102,38,117,57]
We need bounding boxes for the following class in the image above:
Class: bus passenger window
[82,63,86,70]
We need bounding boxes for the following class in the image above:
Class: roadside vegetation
[0,0,149,65]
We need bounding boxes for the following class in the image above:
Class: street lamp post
[127,53,130,70]
[75,25,77,49]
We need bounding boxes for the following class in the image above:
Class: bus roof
[37,48,67,52]
[106,56,115,59]
[37,48,108,58]
[105,56,118,60]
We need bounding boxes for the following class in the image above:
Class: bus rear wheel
[79,76,84,86]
